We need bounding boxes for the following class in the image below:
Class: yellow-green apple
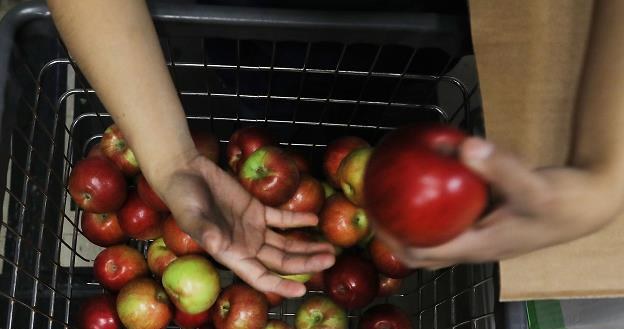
[337,147,373,206]
[295,296,347,329]
[147,238,177,278]
[116,278,172,329]
[323,136,369,188]
[100,124,139,176]
[162,255,220,315]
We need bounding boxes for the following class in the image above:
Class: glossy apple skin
[137,174,169,212]
[101,124,140,176]
[295,296,347,329]
[320,194,370,248]
[116,278,172,329]
[263,291,284,308]
[81,212,127,247]
[93,245,148,291]
[285,150,310,174]
[238,146,300,206]
[324,254,378,310]
[358,304,412,329]
[68,158,127,213]
[77,293,122,329]
[279,175,325,214]
[147,238,177,278]
[212,283,268,329]
[377,275,403,297]
[86,143,105,159]
[192,129,220,162]
[227,127,274,173]
[162,215,204,256]
[118,192,163,240]
[338,147,373,206]
[323,136,369,188]
[369,239,412,279]
[174,308,212,329]
[162,255,221,315]
[265,319,293,329]
[364,124,487,247]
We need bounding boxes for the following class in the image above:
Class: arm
[48,0,334,296]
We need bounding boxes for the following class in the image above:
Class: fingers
[257,244,335,275]
[265,230,335,254]
[224,256,308,298]
[265,207,318,229]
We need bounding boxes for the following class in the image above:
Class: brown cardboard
[469,0,624,300]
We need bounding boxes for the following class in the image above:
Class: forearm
[48,0,196,189]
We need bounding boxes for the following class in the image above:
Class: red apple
[116,278,172,329]
[337,147,373,206]
[137,174,168,212]
[80,212,127,247]
[324,254,378,310]
[377,275,403,297]
[175,308,212,329]
[238,146,300,206]
[192,129,220,162]
[285,150,310,174]
[147,237,177,278]
[306,271,325,292]
[323,136,369,188]
[212,283,268,329]
[77,293,122,329]
[68,158,127,213]
[358,304,412,329]
[265,319,292,329]
[226,127,274,173]
[162,215,204,256]
[162,255,221,315]
[369,238,412,279]
[279,175,324,214]
[93,245,148,291]
[118,191,163,240]
[364,124,487,247]
[295,296,347,329]
[319,194,370,248]
[263,291,283,308]
[86,143,106,159]
[100,124,140,176]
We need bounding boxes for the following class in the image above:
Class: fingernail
[464,138,494,163]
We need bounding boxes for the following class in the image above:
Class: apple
[77,293,122,329]
[147,237,177,278]
[137,174,168,212]
[266,319,292,329]
[364,124,487,247]
[162,255,221,314]
[279,175,324,214]
[323,136,369,188]
[93,245,148,291]
[175,308,212,329]
[337,147,373,206]
[358,304,412,329]
[319,194,370,248]
[285,150,310,174]
[377,275,403,297]
[80,212,127,247]
[162,215,204,256]
[321,182,336,199]
[191,129,220,162]
[86,143,105,159]
[369,238,412,279]
[295,296,347,329]
[100,124,140,176]
[238,146,300,206]
[116,278,172,329]
[263,291,284,308]
[68,158,127,213]
[324,254,378,310]
[227,127,274,173]
[212,283,268,329]
[306,271,325,292]
[118,191,163,240]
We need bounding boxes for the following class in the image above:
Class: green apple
[147,238,177,278]
[337,147,373,206]
[162,255,220,314]
[280,273,312,283]
[295,296,347,329]
[321,181,336,199]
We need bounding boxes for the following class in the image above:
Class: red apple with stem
[212,283,268,329]
[137,174,168,212]
[358,304,412,329]
[265,319,292,329]
[369,238,412,279]
[319,194,370,248]
[192,129,220,162]
[162,215,204,256]
[80,212,127,247]
[118,191,163,240]
[238,146,300,206]
[295,296,347,329]
[323,136,369,188]
[227,127,274,173]
[279,174,324,214]
[337,147,373,206]
[324,254,378,310]
[68,158,127,213]
[77,293,122,329]
[147,237,177,278]
[93,245,148,291]
[162,255,221,315]
[100,124,140,176]
[174,308,212,329]
[116,278,172,329]
[377,275,403,297]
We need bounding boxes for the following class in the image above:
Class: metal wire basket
[0,1,498,328]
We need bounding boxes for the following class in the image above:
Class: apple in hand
[377,275,403,297]
[337,147,373,206]
[94,245,148,291]
[266,319,292,329]
[77,293,122,329]
[324,254,378,310]
[191,129,220,162]
[81,212,127,247]
[162,255,221,315]
[279,174,325,214]
[100,124,140,176]
[68,158,127,213]
[364,124,487,247]
[320,194,370,248]
[238,146,300,206]
[147,238,177,278]
[137,174,168,212]
[162,215,204,256]
[323,136,369,188]
[295,296,347,329]
[118,191,163,240]
[358,304,412,329]
[175,308,212,329]
[369,238,412,279]
[116,278,172,329]
[212,283,268,329]
[227,126,274,173]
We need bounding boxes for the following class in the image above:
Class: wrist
[141,145,200,196]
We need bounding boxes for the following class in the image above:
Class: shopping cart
[0,1,499,328]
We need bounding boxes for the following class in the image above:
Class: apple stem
[311,310,324,323]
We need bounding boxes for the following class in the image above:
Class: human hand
[375,137,624,269]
